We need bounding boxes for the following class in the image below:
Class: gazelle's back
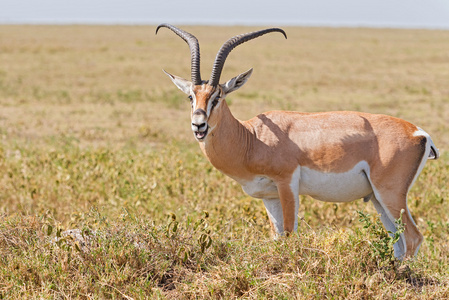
[245,110,427,174]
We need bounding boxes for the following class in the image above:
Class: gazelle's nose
[192,122,207,132]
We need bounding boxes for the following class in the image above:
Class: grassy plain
[0,25,448,298]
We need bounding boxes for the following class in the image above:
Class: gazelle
[156,24,439,259]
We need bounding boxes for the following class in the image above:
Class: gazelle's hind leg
[369,192,423,259]
[366,132,430,259]
[369,195,407,258]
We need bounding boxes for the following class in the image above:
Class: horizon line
[1,20,449,31]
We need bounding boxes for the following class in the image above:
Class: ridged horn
[209,28,287,87]
[156,23,202,85]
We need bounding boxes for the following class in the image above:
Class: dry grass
[0,25,448,299]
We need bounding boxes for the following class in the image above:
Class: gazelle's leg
[263,167,300,237]
[367,166,424,259]
[402,205,424,257]
[263,198,284,237]
[367,134,427,258]
[370,195,407,258]
[370,192,423,258]
[277,172,300,234]
[263,181,299,237]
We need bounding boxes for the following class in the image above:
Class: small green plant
[357,210,405,267]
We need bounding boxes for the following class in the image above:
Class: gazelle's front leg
[264,171,301,236]
[262,179,300,237]
[263,198,284,237]
[277,180,300,234]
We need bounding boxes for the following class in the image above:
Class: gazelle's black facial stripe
[206,88,221,116]
[211,97,219,110]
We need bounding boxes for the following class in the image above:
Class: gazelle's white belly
[240,161,372,202]
[298,161,372,202]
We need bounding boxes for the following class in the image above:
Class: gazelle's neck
[199,101,254,180]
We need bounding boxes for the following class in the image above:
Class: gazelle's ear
[163,70,192,95]
[222,68,253,95]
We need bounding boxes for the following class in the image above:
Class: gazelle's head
[156,24,286,142]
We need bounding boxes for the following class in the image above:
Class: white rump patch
[414,127,439,160]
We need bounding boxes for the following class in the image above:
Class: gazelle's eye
[188,95,193,102]
[211,96,219,109]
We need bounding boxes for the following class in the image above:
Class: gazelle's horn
[156,23,202,85]
[209,28,287,87]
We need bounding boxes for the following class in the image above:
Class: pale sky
[1,0,449,29]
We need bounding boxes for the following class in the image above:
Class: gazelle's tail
[428,136,439,160]
[426,132,439,159]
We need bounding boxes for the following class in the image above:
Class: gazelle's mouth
[194,126,209,141]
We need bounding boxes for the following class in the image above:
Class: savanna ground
[0,25,448,299]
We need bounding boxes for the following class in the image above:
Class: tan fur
[201,105,423,179]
